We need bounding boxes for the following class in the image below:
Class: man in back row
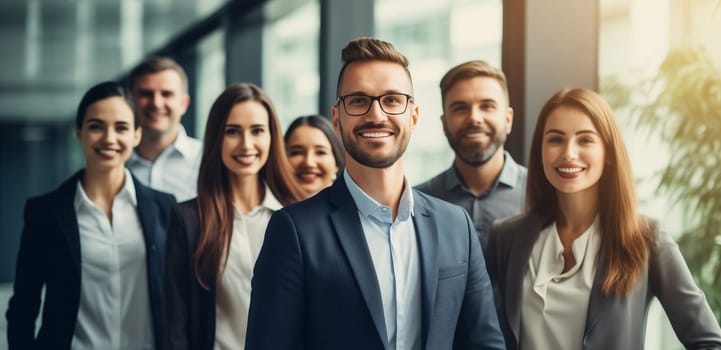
[246,38,504,349]
[416,60,527,250]
[127,57,202,202]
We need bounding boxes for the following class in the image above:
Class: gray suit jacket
[486,213,721,350]
[246,176,505,349]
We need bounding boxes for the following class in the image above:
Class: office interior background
[0,0,719,348]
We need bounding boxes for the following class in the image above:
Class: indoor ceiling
[0,0,229,123]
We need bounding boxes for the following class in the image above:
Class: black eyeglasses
[336,93,413,116]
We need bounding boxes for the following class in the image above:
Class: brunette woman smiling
[6,81,176,350]
[486,88,721,350]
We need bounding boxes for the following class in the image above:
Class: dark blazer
[486,213,721,350]
[245,176,505,350]
[164,199,217,350]
[5,170,175,350]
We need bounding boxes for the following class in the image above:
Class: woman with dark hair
[486,88,721,349]
[284,115,345,198]
[6,81,176,350]
[164,82,304,349]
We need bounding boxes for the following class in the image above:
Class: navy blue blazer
[245,176,505,350]
[164,199,217,350]
[5,170,176,350]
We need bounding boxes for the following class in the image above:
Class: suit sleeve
[650,227,721,349]
[5,199,46,349]
[453,209,506,350]
[164,206,191,350]
[246,210,305,349]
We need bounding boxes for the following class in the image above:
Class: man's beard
[340,121,408,169]
[446,126,505,166]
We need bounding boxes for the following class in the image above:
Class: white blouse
[520,216,601,350]
[72,169,154,350]
[214,186,282,350]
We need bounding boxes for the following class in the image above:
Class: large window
[262,0,320,130]
[600,0,721,347]
[194,29,226,139]
[375,0,503,185]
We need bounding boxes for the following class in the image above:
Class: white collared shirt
[214,186,282,350]
[127,125,202,202]
[520,216,601,350]
[71,169,154,350]
[344,170,421,350]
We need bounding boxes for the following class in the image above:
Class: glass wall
[375,0,503,185]
[262,0,320,130]
[195,29,226,139]
[599,0,721,347]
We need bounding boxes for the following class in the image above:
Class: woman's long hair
[526,88,654,296]
[194,82,304,289]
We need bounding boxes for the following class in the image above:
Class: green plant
[603,47,721,322]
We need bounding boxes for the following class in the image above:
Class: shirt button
[151,244,157,251]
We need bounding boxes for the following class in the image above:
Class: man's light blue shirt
[344,169,421,350]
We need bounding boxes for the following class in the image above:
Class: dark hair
[526,88,653,296]
[336,37,412,97]
[284,115,345,170]
[194,82,304,289]
[129,56,189,93]
[76,81,137,130]
[440,60,509,108]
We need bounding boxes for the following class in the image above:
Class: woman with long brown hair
[486,88,721,349]
[164,83,304,350]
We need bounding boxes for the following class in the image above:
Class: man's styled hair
[440,60,509,107]
[336,37,412,96]
[129,56,189,93]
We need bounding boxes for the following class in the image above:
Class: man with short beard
[416,60,527,250]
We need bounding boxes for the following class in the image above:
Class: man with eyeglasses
[246,37,505,350]
[416,60,527,251]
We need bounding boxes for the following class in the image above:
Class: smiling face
[541,105,606,197]
[441,76,513,166]
[221,101,271,180]
[133,69,189,139]
[77,96,141,172]
[331,60,418,169]
[286,125,339,194]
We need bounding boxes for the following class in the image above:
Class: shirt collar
[444,151,523,192]
[259,183,282,211]
[74,168,137,211]
[172,124,196,159]
[233,182,283,217]
[343,169,414,223]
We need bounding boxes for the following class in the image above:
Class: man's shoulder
[281,188,333,219]
[413,189,467,218]
[414,167,453,197]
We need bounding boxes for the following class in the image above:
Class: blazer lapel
[505,215,544,344]
[584,252,609,337]
[411,192,437,349]
[328,178,389,348]
[56,171,83,274]
[134,177,161,252]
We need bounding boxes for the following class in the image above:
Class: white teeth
[464,132,486,138]
[558,167,583,173]
[98,149,117,156]
[361,132,391,138]
[235,155,257,163]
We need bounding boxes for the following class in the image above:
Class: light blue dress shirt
[127,125,202,202]
[344,170,421,350]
